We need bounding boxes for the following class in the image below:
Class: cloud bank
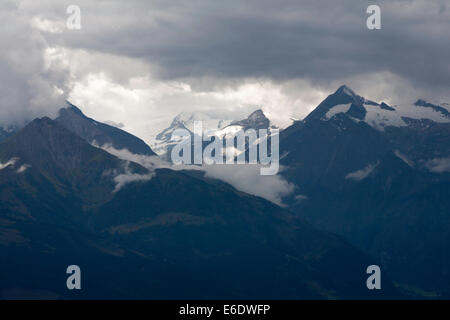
[426,157,450,173]
[2,0,447,145]
[0,0,68,126]
[98,144,293,205]
[1,0,449,153]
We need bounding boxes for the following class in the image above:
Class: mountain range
[152,109,275,161]
[56,102,156,156]
[1,84,449,299]
[279,85,450,297]
[0,101,395,299]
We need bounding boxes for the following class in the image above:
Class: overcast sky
[1,0,449,143]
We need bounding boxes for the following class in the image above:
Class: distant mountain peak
[64,100,84,116]
[26,116,53,128]
[152,109,273,158]
[304,85,365,122]
[0,116,148,208]
[2,117,96,164]
[248,108,265,117]
[333,85,366,104]
[415,99,444,109]
[414,99,430,107]
[231,109,271,130]
[379,102,396,111]
[335,85,357,97]
[246,109,267,122]
[56,103,156,156]
[414,99,450,118]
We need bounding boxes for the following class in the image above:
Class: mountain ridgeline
[279,85,450,297]
[152,109,275,162]
[0,105,396,299]
[56,102,156,156]
[1,86,449,299]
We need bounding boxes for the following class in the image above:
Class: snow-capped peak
[151,109,274,157]
[316,87,450,131]
[304,85,368,122]
[169,112,232,133]
[414,99,450,118]
[231,109,271,130]
[151,112,234,156]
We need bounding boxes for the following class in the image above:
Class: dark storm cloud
[3,0,449,128]
[37,0,450,92]
[0,0,68,126]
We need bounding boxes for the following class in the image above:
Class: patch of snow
[173,112,232,133]
[363,104,407,131]
[324,103,352,120]
[113,172,154,192]
[0,158,19,170]
[361,101,450,131]
[213,125,244,139]
[151,112,233,156]
[16,164,31,173]
[402,105,450,123]
[295,194,308,201]
[346,161,379,181]
[424,100,450,113]
[394,150,414,167]
[280,151,290,160]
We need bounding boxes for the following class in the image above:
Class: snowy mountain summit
[152,109,274,158]
[307,85,450,131]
